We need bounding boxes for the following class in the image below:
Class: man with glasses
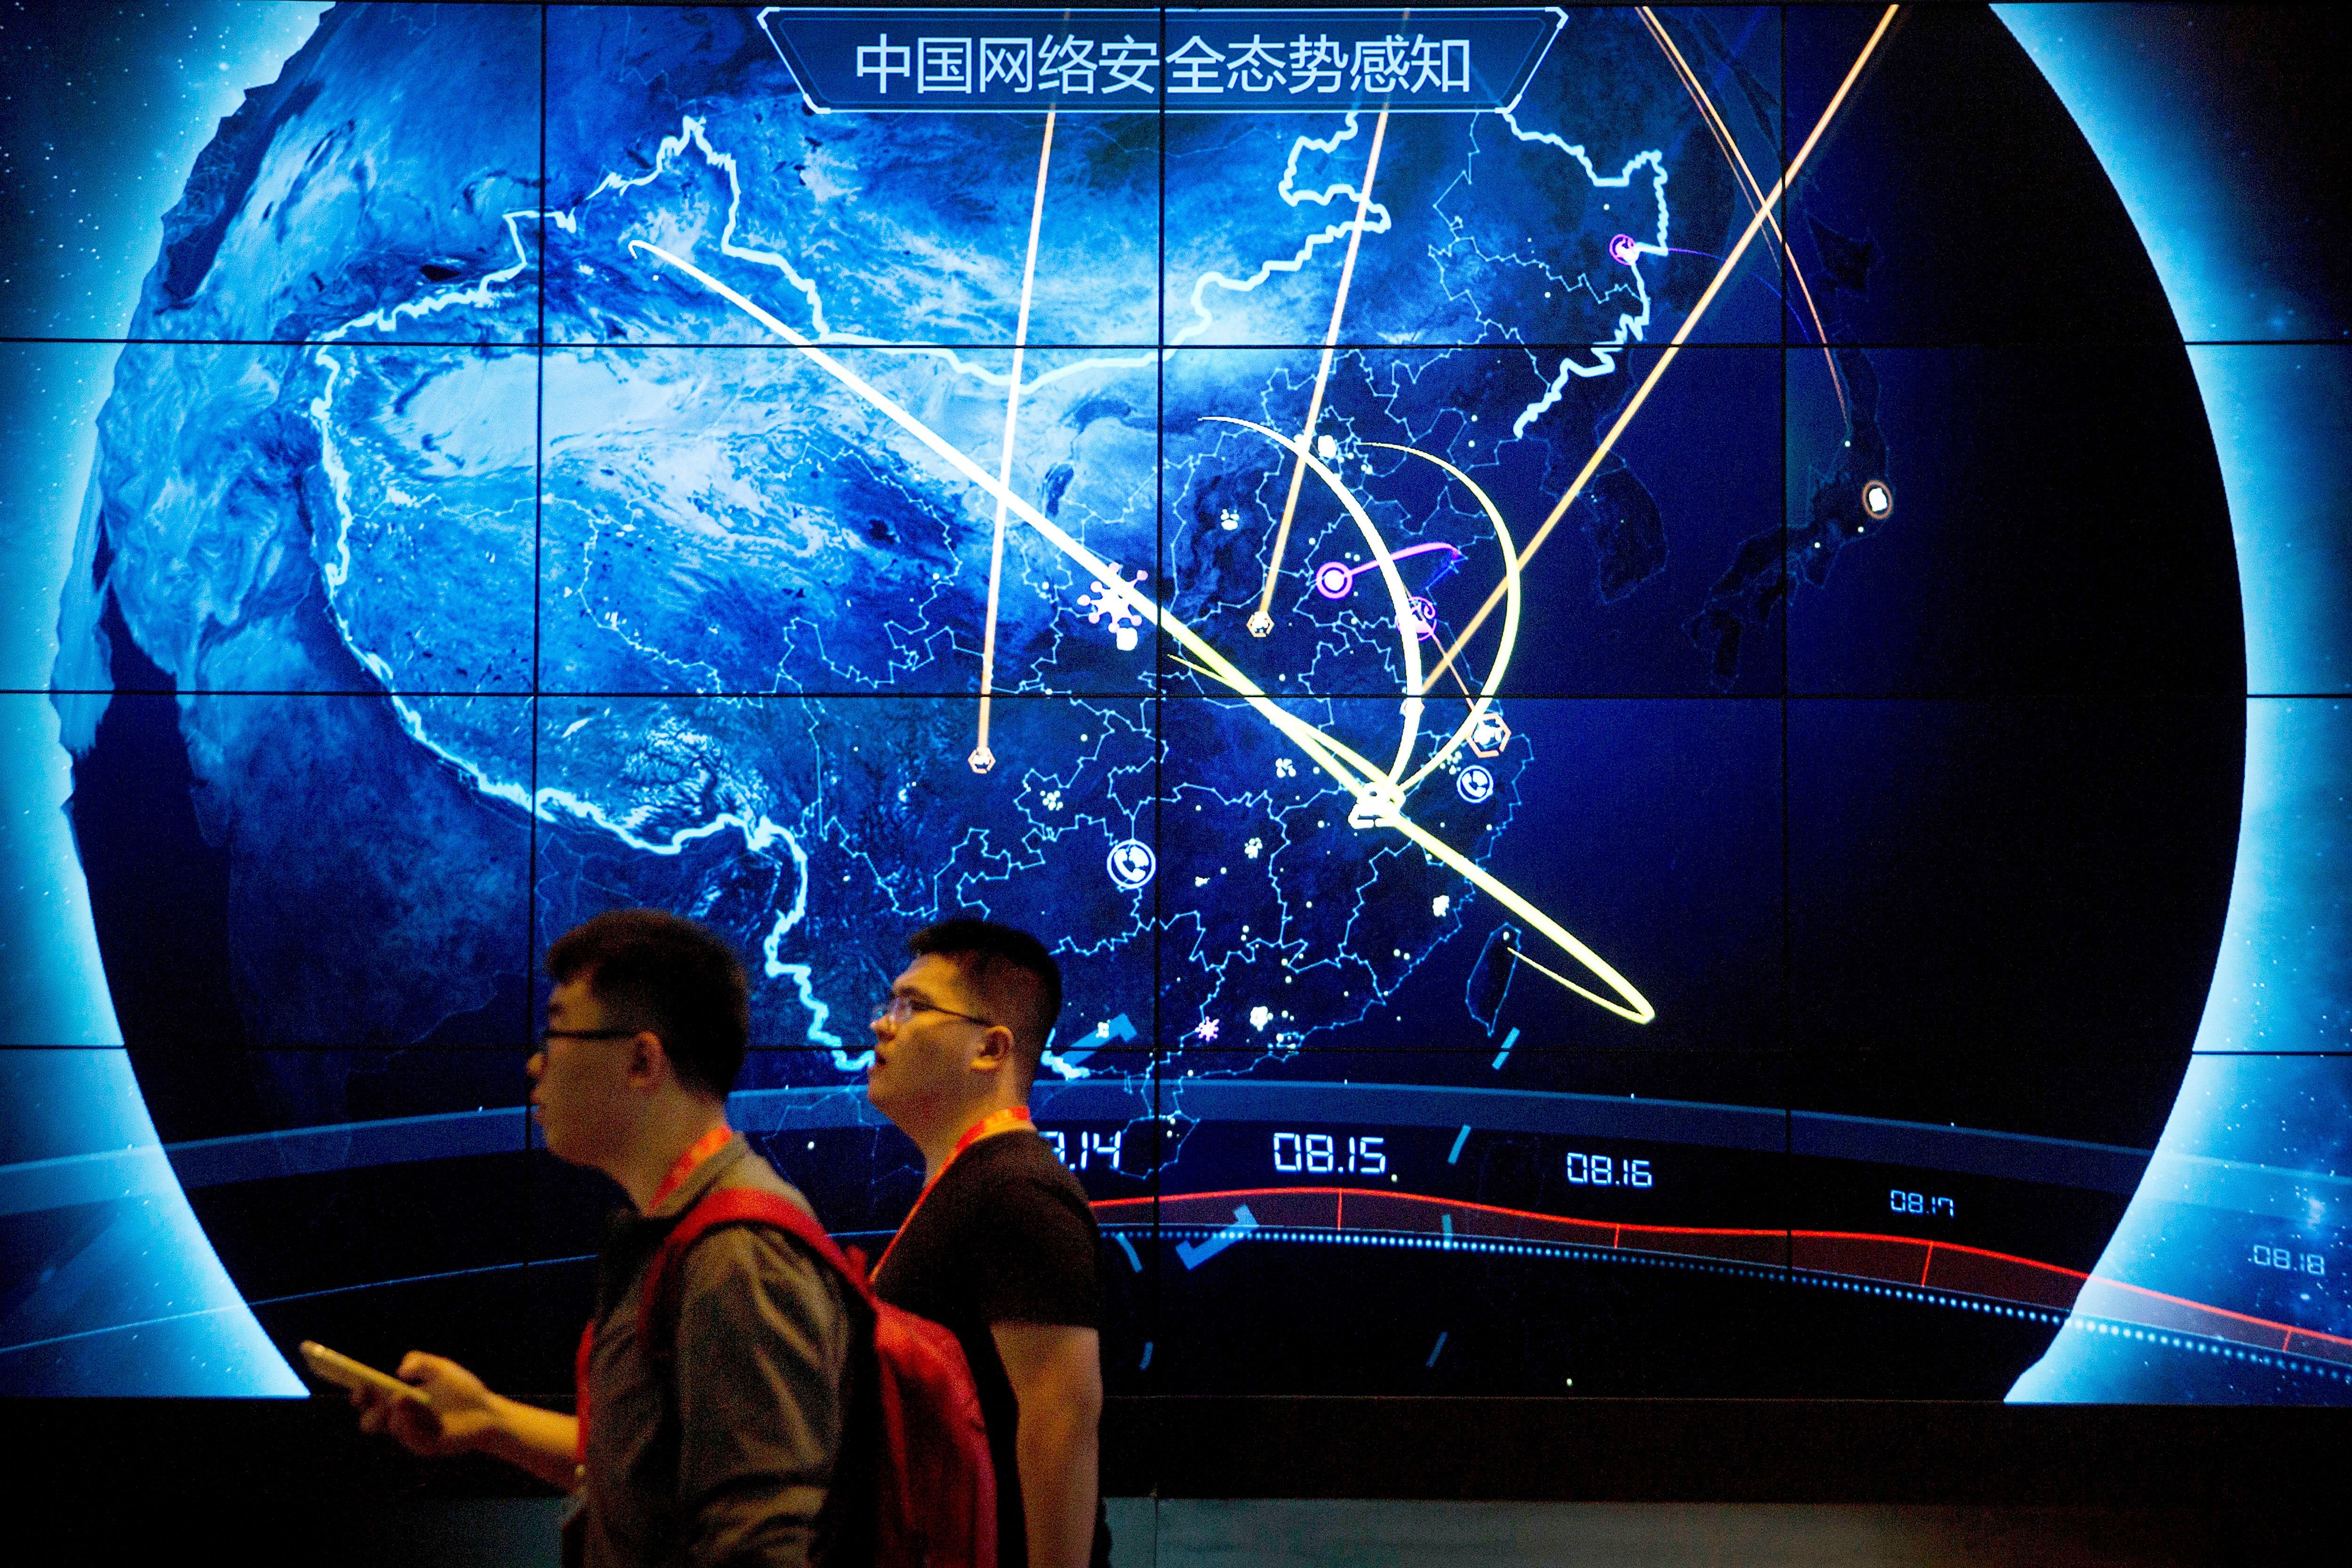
[349,908,856,1568]
[867,920,1112,1568]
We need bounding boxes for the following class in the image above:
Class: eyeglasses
[535,1027,641,1048]
[871,995,993,1028]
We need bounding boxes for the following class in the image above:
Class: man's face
[866,953,993,1125]
[527,977,642,1167]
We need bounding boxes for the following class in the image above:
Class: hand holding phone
[300,1340,427,1404]
[311,1341,503,1460]
[310,1339,579,1486]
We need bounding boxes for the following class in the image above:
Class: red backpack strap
[573,1318,596,1465]
[637,1188,875,1361]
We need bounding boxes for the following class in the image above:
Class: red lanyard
[872,1106,1032,1278]
[575,1123,734,1467]
[648,1123,734,1211]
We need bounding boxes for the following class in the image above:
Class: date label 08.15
[1273,1131,1386,1176]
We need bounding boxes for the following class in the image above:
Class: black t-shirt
[871,1129,1112,1568]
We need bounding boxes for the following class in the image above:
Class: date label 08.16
[1565,1152,1652,1187]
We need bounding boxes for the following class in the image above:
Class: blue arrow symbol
[1175,1205,1258,1270]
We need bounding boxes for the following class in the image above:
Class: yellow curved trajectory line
[1254,106,1391,640]
[1210,438,1652,1023]
[625,245,1385,791]
[1237,425,1528,800]
[973,107,1059,774]
[1636,6,1845,420]
[626,240,1655,1027]
[1359,443,1525,800]
[1422,3,1901,697]
[1226,427,1528,808]
[1203,415,1429,794]
[1223,436,1644,1019]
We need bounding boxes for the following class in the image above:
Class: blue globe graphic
[46,6,2263,1398]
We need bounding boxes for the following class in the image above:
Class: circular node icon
[1456,764,1496,804]
[1406,597,1439,640]
[1106,838,1157,891]
[1862,479,1894,520]
[1313,561,1354,599]
[1608,232,1639,266]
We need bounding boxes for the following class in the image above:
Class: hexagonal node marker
[1468,714,1512,759]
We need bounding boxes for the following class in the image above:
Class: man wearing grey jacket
[350,909,855,1567]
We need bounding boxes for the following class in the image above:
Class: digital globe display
[6,5,2344,1405]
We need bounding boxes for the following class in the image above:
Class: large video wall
[3,3,2347,1402]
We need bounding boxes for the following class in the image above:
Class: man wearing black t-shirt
[866,920,1112,1568]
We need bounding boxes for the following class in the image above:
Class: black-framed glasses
[871,995,993,1027]
[535,1027,641,1048]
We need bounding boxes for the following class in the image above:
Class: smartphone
[299,1339,428,1403]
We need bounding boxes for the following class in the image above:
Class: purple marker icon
[1608,232,1640,266]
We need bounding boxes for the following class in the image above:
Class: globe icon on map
[1106,839,1158,892]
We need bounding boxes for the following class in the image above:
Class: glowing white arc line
[1205,415,1427,789]
[1361,445,1524,800]
[974,108,1057,772]
[1201,428,1526,805]
[627,241,1654,1027]
[627,243,1381,780]
[1426,2,1903,696]
[1255,107,1391,638]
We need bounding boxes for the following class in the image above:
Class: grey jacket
[574,1136,853,1568]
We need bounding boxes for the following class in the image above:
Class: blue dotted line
[1137,1225,2352,1387]
[1151,1224,1788,1287]
[2059,1313,2352,1386]
[1790,1268,2065,1328]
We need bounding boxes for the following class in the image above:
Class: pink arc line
[1312,542,1464,600]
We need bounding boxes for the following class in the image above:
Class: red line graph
[1095,1186,2352,1369]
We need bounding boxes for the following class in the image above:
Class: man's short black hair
[906,919,1063,1075]
[546,909,749,1100]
